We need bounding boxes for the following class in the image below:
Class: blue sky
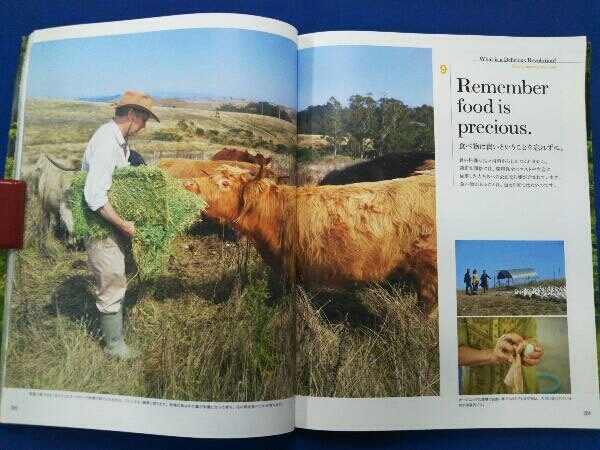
[26,27,297,108]
[298,45,432,111]
[455,240,565,287]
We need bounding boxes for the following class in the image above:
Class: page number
[584,410,591,416]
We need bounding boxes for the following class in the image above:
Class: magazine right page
[295,31,599,430]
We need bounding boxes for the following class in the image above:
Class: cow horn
[46,155,78,171]
[256,163,265,180]
[200,168,211,176]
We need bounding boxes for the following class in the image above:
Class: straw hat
[115,91,160,122]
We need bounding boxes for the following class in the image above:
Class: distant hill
[76,93,296,120]
[78,92,221,103]
[153,97,250,111]
[78,94,120,103]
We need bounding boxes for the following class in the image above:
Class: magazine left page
[0,13,298,439]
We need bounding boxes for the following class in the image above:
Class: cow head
[183,165,257,223]
[251,153,272,167]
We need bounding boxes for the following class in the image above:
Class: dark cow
[128,149,147,166]
[319,151,435,185]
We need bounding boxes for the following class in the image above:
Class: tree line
[298,95,434,158]
[218,101,293,123]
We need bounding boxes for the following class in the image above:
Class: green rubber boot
[100,309,139,360]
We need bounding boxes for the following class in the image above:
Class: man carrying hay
[82,91,159,360]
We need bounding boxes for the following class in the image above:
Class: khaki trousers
[85,234,129,313]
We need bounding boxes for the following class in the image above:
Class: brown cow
[184,166,437,313]
[157,158,280,181]
[158,159,287,242]
[212,148,272,167]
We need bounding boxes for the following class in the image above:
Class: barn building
[496,268,538,287]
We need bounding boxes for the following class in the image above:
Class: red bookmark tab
[0,179,27,249]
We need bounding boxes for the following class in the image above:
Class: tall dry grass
[296,284,439,397]
[6,196,440,400]
[4,197,295,401]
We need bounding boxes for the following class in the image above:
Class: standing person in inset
[82,91,159,360]
[471,269,479,293]
[480,269,492,293]
[464,269,472,294]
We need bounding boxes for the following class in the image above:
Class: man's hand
[521,339,544,367]
[492,339,516,363]
[493,333,524,363]
[119,220,136,238]
[97,202,135,238]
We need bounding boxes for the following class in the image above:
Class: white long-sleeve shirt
[82,119,130,211]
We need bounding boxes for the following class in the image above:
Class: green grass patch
[152,131,183,142]
[3,157,14,178]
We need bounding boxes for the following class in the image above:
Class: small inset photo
[455,240,566,316]
[458,316,570,395]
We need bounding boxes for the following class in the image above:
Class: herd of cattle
[30,147,438,313]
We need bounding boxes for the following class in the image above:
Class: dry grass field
[3,97,439,401]
[298,134,329,149]
[7,225,295,400]
[20,97,296,174]
[457,282,567,316]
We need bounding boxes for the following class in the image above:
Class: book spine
[0,179,26,249]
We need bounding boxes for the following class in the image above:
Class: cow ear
[183,180,199,194]
[265,156,272,165]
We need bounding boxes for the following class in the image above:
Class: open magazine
[0,12,597,438]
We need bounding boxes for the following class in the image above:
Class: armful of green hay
[69,166,207,278]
